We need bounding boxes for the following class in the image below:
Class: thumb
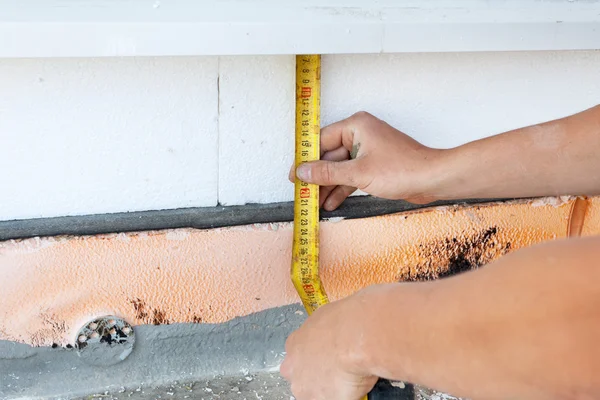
[296,159,363,187]
[279,356,293,380]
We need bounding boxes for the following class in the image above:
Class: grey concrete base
[0,196,512,240]
[1,305,306,400]
[1,304,463,400]
[70,372,461,400]
[73,372,293,400]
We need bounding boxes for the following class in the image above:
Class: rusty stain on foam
[0,197,599,346]
[567,196,589,237]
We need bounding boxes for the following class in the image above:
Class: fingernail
[324,200,335,211]
[296,165,310,181]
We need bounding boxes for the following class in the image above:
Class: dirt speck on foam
[166,230,191,241]
[0,236,63,255]
[531,195,574,208]
[416,387,464,400]
[324,217,345,223]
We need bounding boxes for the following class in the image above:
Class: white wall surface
[218,56,294,205]
[3,0,600,57]
[0,57,219,219]
[1,51,599,220]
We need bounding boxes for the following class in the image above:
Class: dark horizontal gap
[0,196,515,241]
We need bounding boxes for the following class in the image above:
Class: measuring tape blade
[291,55,392,400]
[291,54,329,315]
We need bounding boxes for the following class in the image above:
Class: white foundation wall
[1,51,599,220]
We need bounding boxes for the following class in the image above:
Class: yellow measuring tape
[291,55,396,400]
[291,54,329,315]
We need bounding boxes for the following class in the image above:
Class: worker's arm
[290,105,600,210]
[281,235,600,400]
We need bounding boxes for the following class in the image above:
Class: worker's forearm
[359,236,600,399]
[430,104,600,200]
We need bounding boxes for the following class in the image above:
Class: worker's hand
[289,111,440,210]
[280,290,379,400]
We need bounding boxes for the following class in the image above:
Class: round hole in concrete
[75,316,135,366]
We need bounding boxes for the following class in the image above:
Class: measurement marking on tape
[290,54,398,400]
[291,54,328,315]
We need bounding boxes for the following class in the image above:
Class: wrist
[348,281,459,384]
[421,146,472,202]
[408,148,457,203]
[343,284,418,379]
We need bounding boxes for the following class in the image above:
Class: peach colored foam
[1,197,599,346]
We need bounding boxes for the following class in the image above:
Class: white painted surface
[218,56,295,206]
[0,57,219,220]
[1,51,599,220]
[321,51,600,149]
[220,51,600,206]
[1,0,600,58]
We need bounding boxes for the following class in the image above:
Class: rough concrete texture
[0,305,306,400]
[74,373,294,400]
[1,196,598,347]
[70,372,461,400]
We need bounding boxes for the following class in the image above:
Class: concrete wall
[2,51,599,220]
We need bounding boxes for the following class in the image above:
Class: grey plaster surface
[0,305,306,400]
[73,372,292,400]
[70,372,461,400]
[0,196,510,240]
[1,303,464,400]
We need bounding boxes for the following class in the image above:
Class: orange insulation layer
[1,196,598,346]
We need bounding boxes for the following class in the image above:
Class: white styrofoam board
[1,0,599,58]
[218,56,295,206]
[0,57,219,221]
[1,51,599,218]
[321,51,600,149]
[217,51,600,206]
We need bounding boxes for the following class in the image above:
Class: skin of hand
[280,287,381,400]
[282,236,600,400]
[288,111,440,210]
[283,105,600,399]
[290,105,600,210]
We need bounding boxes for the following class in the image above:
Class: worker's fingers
[288,160,297,183]
[320,186,334,207]
[323,185,356,211]
[289,112,374,183]
[318,147,351,205]
[279,357,292,380]
[289,146,350,183]
[296,159,363,188]
[320,118,357,153]
[322,146,350,162]
[281,334,294,379]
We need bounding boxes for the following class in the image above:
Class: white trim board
[1,0,600,58]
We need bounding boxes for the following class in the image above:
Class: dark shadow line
[0,196,518,241]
